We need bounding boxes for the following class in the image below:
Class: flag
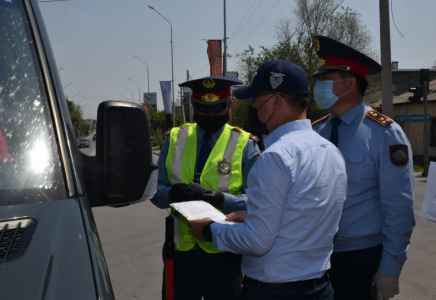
[160,81,172,114]
[207,40,222,76]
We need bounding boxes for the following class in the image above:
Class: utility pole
[180,87,186,124]
[223,0,227,76]
[379,0,394,118]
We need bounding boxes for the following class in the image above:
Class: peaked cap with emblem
[312,36,382,78]
[179,76,243,106]
[233,58,310,99]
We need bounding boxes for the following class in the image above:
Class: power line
[391,0,405,37]
[231,0,281,55]
[228,0,264,46]
[229,0,258,40]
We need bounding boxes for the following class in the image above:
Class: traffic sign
[395,114,431,123]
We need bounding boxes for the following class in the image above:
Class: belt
[243,273,328,290]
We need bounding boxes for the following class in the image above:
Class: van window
[0,0,66,205]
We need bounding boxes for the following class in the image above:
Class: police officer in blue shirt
[151,76,260,300]
[311,36,415,300]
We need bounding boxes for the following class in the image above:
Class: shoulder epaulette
[163,130,171,137]
[311,114,331,126]
[366,110,394,127]
[249,134,259,142]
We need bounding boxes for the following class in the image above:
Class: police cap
[312,36,382,78]
[179,76,243,113]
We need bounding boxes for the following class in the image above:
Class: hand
[188,217,214,241]
[168,183,192,203]
[225,210,248,222]
[170,182,224,207]
[373,273,400,300]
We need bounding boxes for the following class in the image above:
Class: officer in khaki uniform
[151,76,260,300]
[311,36,415,300]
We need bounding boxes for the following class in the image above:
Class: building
[372,79,436,162]
[391,62,436,94]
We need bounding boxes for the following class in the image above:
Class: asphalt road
[90,149,436,299]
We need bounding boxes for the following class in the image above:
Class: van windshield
[0,0,66,205]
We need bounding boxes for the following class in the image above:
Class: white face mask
[313,78,350,109]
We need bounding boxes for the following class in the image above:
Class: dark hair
[280,93,310,112]
[337,71,368,96]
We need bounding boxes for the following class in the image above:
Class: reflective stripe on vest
[166,123,250,253]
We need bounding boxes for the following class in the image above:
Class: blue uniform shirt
[150,124,260,214]
[313,101,415,277]
[211,120,347,282]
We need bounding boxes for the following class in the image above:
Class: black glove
[169,183,224,207]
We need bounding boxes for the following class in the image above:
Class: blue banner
[160,81,172,114]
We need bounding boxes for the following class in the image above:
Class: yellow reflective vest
[166,123,250,253]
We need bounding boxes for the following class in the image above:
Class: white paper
[420,161,436,222]
[170,201,234,224]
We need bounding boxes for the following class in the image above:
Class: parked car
[78,138,91,148]
[93,133,97,141]
[0,1,157,299]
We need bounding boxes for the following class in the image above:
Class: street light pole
[223,0,227,76]
[129,79,141,104]
[133,55,150,96]
[77,98,87,105]
[72,92,81,103]
[124,86,134,102]
[149,6,175,127]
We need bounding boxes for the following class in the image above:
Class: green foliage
[152,128,164,148]
[149,106,184,133]
[149,106,166,132]
[66,98,89,138]
[236,0,377,122]
[414,164,424,172]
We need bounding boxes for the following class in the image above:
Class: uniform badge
[203,79,216,89]
[314,37,320,51]
[318,58,326,67]
[202,93,220,103]
[389,144,409,167]
[216,158,234,179]
[270,72,285,89]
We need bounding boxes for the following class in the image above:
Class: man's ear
[348,77,357,90]
[273,93,284,111]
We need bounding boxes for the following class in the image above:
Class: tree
[152,128,164,149]
[237,0,378,121]
[66,98,89,138]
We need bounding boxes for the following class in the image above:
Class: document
[170,201,234,224]
[420,161,436,222]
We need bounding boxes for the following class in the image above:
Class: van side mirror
[81,101,158,207]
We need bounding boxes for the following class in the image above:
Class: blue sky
[39,0,436,116]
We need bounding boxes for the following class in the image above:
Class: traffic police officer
[311,36,415,300]
[150,76,260,300]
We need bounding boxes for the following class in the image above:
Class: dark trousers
[162,247,242,300]
[329,244,383,300]
[241,280,334,300]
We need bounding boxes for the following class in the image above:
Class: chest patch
[389,144,409,167]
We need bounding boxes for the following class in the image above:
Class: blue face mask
[313,79,348,109]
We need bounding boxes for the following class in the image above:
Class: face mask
[313,79,349,109]
[194,111,229,133]
[248,94,275,135]
[248,106,269,135]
